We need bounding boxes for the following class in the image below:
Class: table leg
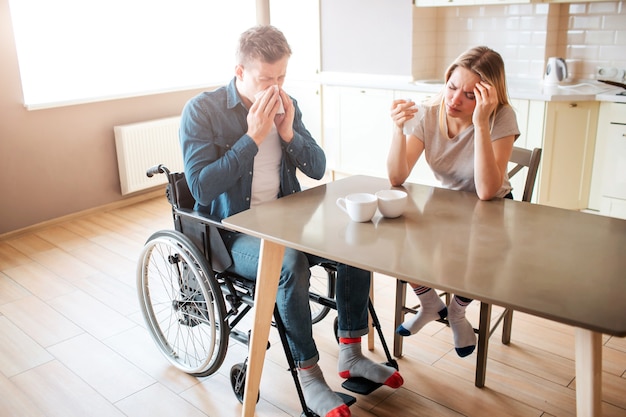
[475,302,491,388]
[574,328,602,417]
[368,274,374,351]
[242,239,285,417]
[393,280,407,358]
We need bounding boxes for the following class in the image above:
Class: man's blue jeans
[222,231,371,368]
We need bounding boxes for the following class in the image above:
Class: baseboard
[0,187,166,241]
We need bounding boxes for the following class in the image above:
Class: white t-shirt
[411,103,520,198]
[250,124,282,206]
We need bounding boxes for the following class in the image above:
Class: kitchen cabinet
[323,86,600,210]
[537,101,599,210]
[491,99,599,210]
[415,0,473,6]
[544,0,607,3]
[285,81,322,144]
[323,86,440,185]
[414,0,603,6]
[415,0,537,6]
[509,99,544,202]
[589,101,626,219]
[322,86,394,179]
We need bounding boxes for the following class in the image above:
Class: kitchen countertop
[596,91,626,103]
[319,72,626,103]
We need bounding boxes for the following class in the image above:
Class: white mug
[375,189,408,218]
[336,193,378,222]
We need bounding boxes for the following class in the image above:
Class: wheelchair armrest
[174,208,233,272]
[176,208,236,233]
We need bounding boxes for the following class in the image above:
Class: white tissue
[254,86,284,114]
[403,101,426,136]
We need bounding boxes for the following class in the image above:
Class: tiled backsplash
[412,1,626,82]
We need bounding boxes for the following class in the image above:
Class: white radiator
[114,116,184,195]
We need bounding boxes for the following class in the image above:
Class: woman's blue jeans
[222,231,371,368]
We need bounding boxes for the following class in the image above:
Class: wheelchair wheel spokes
[138,230,229,376]
[309,264,336,324]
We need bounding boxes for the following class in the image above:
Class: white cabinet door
[322,85,342,172]
[509,99,531,201]
[415,0,475,6]
[337,87,394,178]
[589,101,613,211]
[538,101,599,210]
[601,120,626,200]
[322,86,394,178]
[510,99,545,202]
[415,0,536,6]
[284,81,322,146]
[545,0,606,3]
[589,101,626,218]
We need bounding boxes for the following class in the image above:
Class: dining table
[222,174,626,417]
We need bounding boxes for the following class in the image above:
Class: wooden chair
[393,146,542,388]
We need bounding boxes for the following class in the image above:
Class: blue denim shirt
[180,77,326,220]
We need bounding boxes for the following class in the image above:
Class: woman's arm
[472,82,514,200]
[387,100,424,186]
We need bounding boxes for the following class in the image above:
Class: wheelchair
[136,164,398,416]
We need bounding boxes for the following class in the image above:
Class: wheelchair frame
[136,164,397,416]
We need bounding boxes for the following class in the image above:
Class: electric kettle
[544,57,568,85]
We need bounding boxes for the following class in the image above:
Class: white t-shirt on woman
[408,103,520,198]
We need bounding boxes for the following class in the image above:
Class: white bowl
[375,190,408,218]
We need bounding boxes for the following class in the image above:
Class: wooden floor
[1,195,625,417]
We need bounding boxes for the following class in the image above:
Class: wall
[3,0,625,235]
[560,1,626,78]
[413,1,626,81]
[0,0,211,235]
[320,0,413,76]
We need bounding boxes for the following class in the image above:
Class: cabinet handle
[569,103,578,108]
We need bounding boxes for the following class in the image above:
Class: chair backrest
[508,146,542,203]
[166,172,196,210]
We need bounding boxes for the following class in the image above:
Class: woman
[387,46,519,357]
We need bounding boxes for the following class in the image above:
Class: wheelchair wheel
[137,230,229,377]
[309,264,336,324]
[230,362,259,404]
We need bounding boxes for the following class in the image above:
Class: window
[8,0,256,109]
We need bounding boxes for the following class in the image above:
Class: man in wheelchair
[179,25,403,417]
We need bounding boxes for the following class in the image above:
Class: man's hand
[247,86,282,145]
[274,87,295,142]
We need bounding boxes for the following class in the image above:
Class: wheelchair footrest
[340,361,399,395]
[337,392,357,407]
[341,377,382,395]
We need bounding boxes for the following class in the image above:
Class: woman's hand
[390,99,417,130]
[472,81,498,126]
